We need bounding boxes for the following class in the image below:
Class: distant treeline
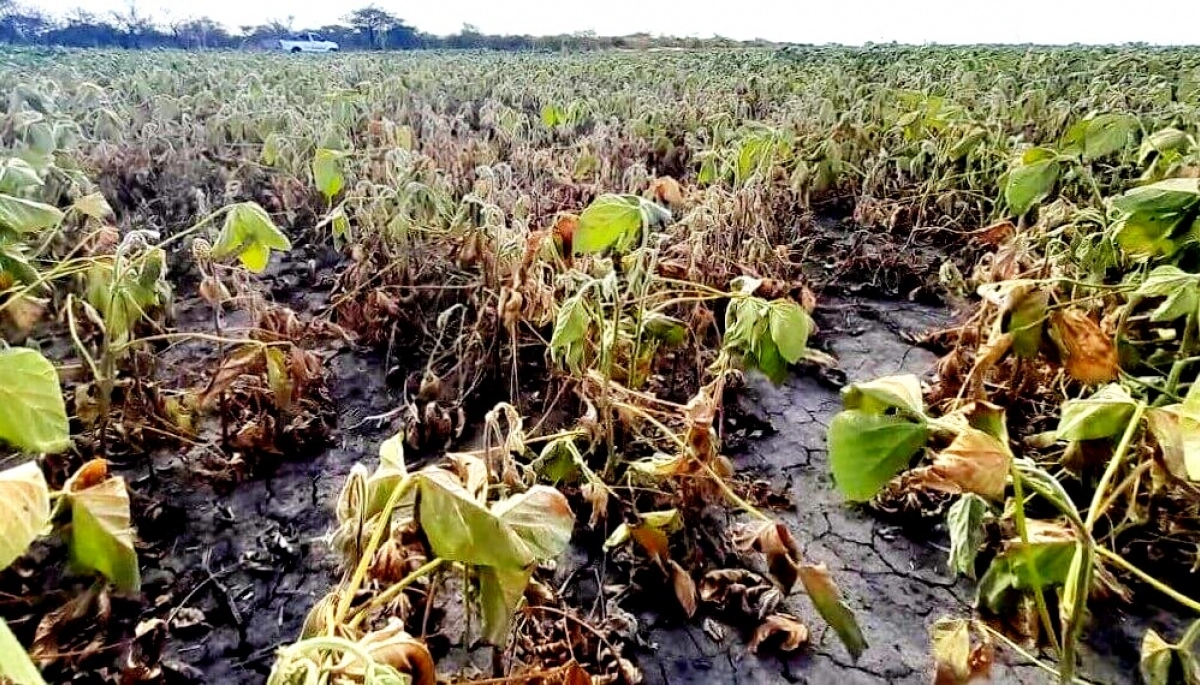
[0,2,776,51]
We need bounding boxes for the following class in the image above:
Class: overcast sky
[24,0,1200,44]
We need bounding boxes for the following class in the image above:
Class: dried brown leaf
[668,560,697,618]
[630,524,670,570]
[909,429,1010,501]
[749,613,809,654]
[1050,309,1119,385]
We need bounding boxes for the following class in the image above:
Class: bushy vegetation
[1,45,1200,684]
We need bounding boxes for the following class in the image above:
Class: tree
[344,5,399,50]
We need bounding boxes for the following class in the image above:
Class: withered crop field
[3,45,1200,685]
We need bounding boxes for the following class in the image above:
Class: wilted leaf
[358,619,436,685]
[1146,383,1200,481]
[828,409,929,502]
[1005,288,1048,359]
[768,300,812,364]
[1141,629,1176,685]
[977,522,1074,612]
[798,564,866,661]
[72,192,113,221]
[1005,155,1059,216]
[0,616,46,685]
[491,485,575,560]
[1049,310,1119,385]
[1056,384,1137,441]
[0,193,63,234]
[749,613,809,654]
[1112,178,1200,258]
[643,312,687,347]
[932,618,993,685]
[0,347,71,454]
[0,157,42,194]
[0,461,50,572]
[313,148,346,202]
[366,433,409,519]
[68,476,140,592]
[212,202,291,273]
[650,176,684,206]
[264,347,292,411]
[574,194,642,254]
[629,524,670,569]
[841,374,926,417]
[1137,266,1200,323]
[947,494,988,579]
[741,521,801,593]
[668,560,697,618]
[478,565,533,645]
[416,472,532,569]
[909,429,1010,501]
[1082,113,1137,160]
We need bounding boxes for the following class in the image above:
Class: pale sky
[23,0,1200,44]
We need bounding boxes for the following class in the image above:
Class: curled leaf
[749,613,809,654]
[909,429,1011,501]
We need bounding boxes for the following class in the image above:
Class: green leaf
[841,374,926,417]
[366,433,409,519]
[977,531,1075,612]
[68,476,140,592]
[1006,288,1048,359]
[1005,155,1059,216]
[798,563,867,662]
[478,565,533,645]
[1056,384,1138,442]
[313,148,345,202]
[1137,266,1200,322]
[0,461,50,572]
[754,332,788,384]
[1083,113,1137,160]
[947,494,988,579]
[416,472,533,569]
[1112,178,1200,258]
[643,312,687,347]
[768,301,811,364]
[540,104,563,128]
[549,293,589,370]
[490,485,575,560]
[0,194,63,234]
[0,348,70,454]
[0,158,43,194]
[0,616,46,685]
[212,202,292,273]
[574,194,642,254]
[828,410,929,502]
[1139,128,1193,165]
[0,242,39,287]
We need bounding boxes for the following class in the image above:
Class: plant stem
[1094,547,1200,613]
[346,557,446,631]
[333,475,416,627]
[1009,459,1062,655]
[1085,402,1145,532]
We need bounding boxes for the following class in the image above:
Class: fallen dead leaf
[668,559,698,618]
[749,613,809,654]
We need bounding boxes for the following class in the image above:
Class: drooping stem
[1009,461,1062,655]
[334,475,417,626]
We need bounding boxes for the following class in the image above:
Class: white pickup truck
[279,34,339,53]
